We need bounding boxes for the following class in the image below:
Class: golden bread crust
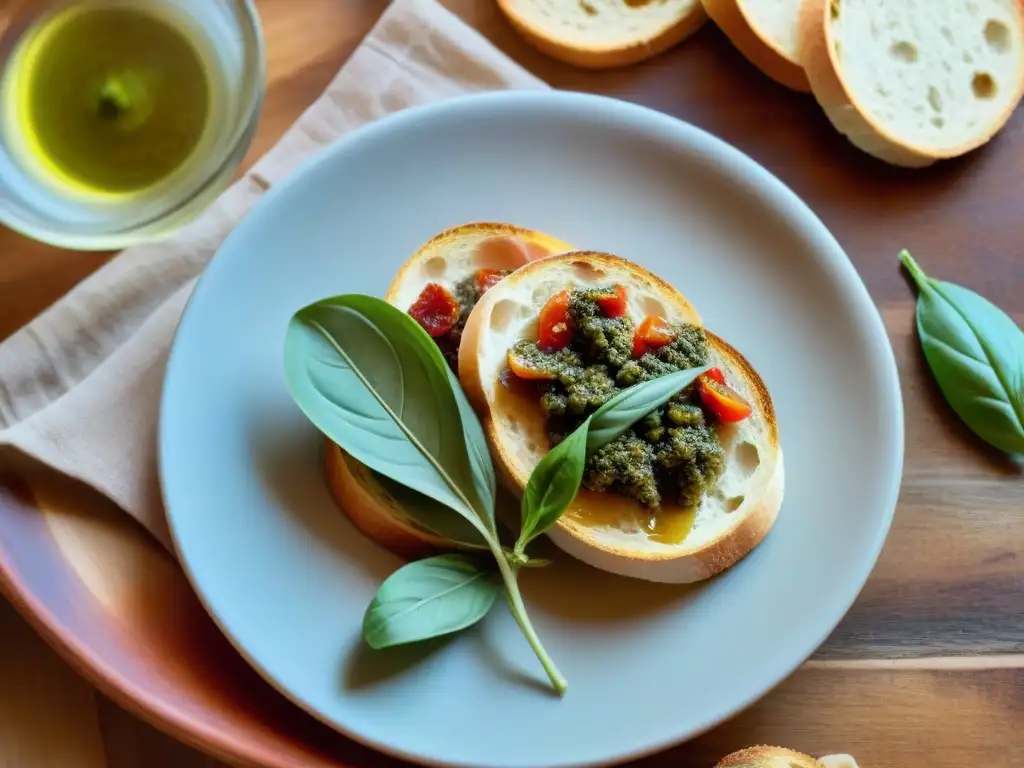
[497,0,707,69]
[701,0,810,91]
[798,0,1024,167]
[463,251,783,583]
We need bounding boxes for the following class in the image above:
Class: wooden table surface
[1,1,1022,766]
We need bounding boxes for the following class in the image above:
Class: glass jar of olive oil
[0,0,264,249]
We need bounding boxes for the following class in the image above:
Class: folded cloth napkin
[0,0,546,552]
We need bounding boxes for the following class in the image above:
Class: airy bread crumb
[799,0,1024,166]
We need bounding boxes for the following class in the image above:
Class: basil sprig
[285,295,564,693]
[900,250,1024,456]
[284,295,709,694]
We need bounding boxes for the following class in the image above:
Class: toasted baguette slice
[702,0,809,91]
[325,443,477,560]
[385,222,576,311]
[497,0,707,69]
[325,222,576,559]
[460,252,783,584]
[799,0,1024,167]
[716,746,859,767]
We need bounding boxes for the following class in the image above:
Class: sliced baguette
[716,746,859,767]
[325,444,476,560]
[799,0,1024,167]
[702,0,809,91]
[497,0,707,69]
[325,222,576,559]
[459,252,783,584]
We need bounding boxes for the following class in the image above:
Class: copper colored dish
[0,466,399,768]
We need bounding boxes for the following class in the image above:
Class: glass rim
[0,0,267,251]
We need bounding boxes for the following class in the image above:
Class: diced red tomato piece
[476,269,504,294]
[595,284,628,317]
[632,336,649,359]
[698,376,752,422]
[538,290,573,351]
[639,315,675,346]
[408,283,460,337]
[631,314,675,358]
[704,366,726,385]
[507,348,557,381]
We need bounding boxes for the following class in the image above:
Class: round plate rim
[158,89,905,768]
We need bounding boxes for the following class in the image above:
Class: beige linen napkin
[0,0,546,551]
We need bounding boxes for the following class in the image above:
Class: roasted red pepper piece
[632,314,675,358]
[698,375,752,422]
[704,366,726,385]
[538,290,573,351]
[408,283,460,337]
[631,314,675,357]
[507,348,557,380]
[632,335,648,359]
[595,284,628,318]
[476,269,504,294]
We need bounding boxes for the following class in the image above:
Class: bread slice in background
[460,252,784,584]
[325,443,483,560]
[799,0,1024,167]
[716,746,859,767]
[702,0,810,90]
[325,223,575,560]
[497,0,707,69]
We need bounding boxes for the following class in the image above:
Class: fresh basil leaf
[586,365,711,453]
[284,295,496,538]
[447,366,497,524]
[335,448,486,548]
[371,470,488,549]
[517,424,588,549]
[901,251,1024,455]
[516,365,709,550]
[362,554,499,649]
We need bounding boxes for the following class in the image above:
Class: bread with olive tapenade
[324,222,576,559]
[716,747,859,768]
[459,252,783,584]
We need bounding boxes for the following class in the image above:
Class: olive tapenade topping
[507,283,733,510]
[408,269,510,371]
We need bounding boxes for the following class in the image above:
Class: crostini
[497,0,707,70]
[324,222,575,558]
[459,252,783,584]
[716,746,859,768]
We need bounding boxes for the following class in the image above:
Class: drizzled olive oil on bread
[2,1,215,199]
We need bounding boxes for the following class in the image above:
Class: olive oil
[3,1,215,198]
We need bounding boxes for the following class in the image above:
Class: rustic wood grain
[0,0,1021,766]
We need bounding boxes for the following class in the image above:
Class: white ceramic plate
[160,91,903,768]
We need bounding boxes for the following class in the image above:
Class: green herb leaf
[900,251,1024,455]
[283,295,496,537]
[517,424,589,549]
[516,365,710,551]
[447,366,498,526]
[586,365,711,453]
[285,294,566,694]
[369,470,488,549]
[362,554,499,649]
